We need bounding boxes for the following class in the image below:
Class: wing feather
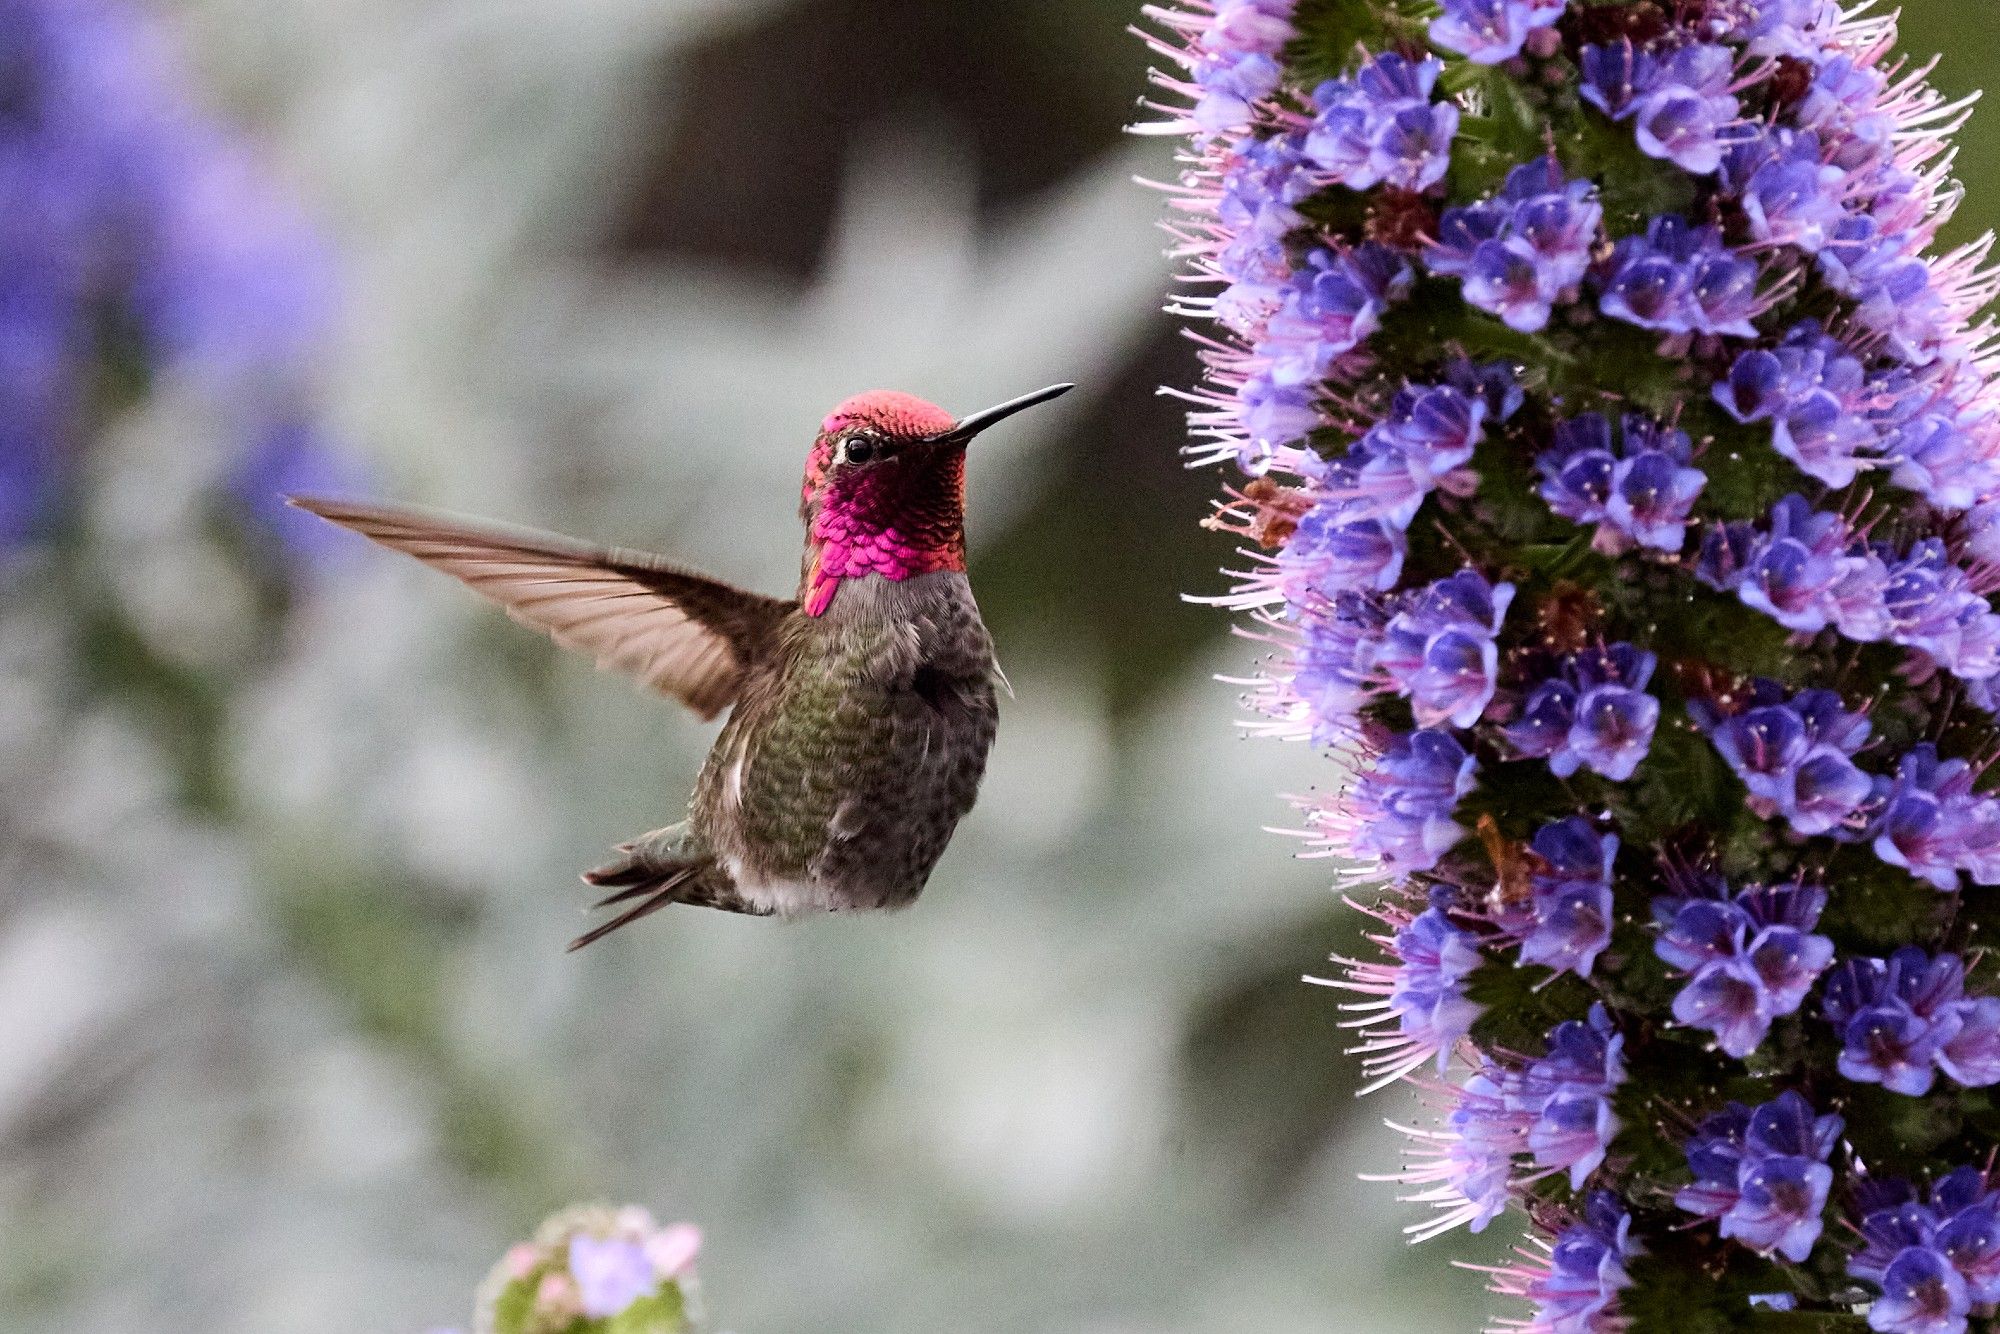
[290,497,793,719]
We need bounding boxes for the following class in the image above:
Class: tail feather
[568,865,699,951]
[570,837,775,949]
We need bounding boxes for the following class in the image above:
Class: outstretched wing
[291,497,794,719]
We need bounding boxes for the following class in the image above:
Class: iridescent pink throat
[801,454,967,617]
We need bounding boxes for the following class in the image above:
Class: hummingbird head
[799,383,1071,616]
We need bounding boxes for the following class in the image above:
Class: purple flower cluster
[1505,644,1661,782]
[1386,895,1485,1064]
[1344,728,1479,874]
[1285,359,1520,554]
[1652,877,1833,1057]
[1695,683,1875,838]
[1713,321,1876,487]
[1240,244,1413,452]
[1823,949,2000,1095]
[1289,592,1392,732]
[1721,127,1848,253]
[1397,1007,1625,1239]
[1676,1090,1842,1263]
[1703,687,2000,888]
[1872,746,2000,891]
[1850,1169,2000,1334]
[1305,53,1459,193]
[1516,1192,1638,1334]
[1430,0,1567,66]
[1514,1005,1627,1190]
[1535,412,1706,554]
[1209,133,1314,337]
[1516,817,1617,980]
[1598,215,1763,339]
[1376,569,1516,729]
[1182,0,1297,136]
[1425,158,1602,333]
[1329,887,1486,1092]
[0,0,354,562]
[1581,40,1742,173]
[1698,499,2000,688]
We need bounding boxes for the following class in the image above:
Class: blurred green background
[5,1,2000,1331]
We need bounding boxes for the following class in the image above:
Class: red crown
[819,390,956,440]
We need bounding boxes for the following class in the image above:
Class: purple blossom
[1376,569,1515,728]
[1292,592,1391,727]
[1430,0,1567,65]
[1261,243,1414,392]
[1388,894,1487,1067]
[1334,887,1488,1091]
[1712,322,1877,487]
[1850,1171,2000,1333]
[1516,1005,1625,1188]
[1504,644,1660,781]
[1306,53,1458,191]
[1676,1090,1842,1263]
[1581,41,1742,173]
[1653,878,1833,1057]
[1299,360,1519,529]
[1519,817,1617,979]
[1724,127,1847,252]
[1871,746,2000,891]
[1599,215,1761,338]
[1536,412,1705,553]
[1872,1248,1971,1334]
[1520,1192,1638,1334]
[1824,948,2000,1094]
[1346,728,1479,872]
[1696,682,1876,837]
[1428,159,1602,331]
[1281,508,1407,597]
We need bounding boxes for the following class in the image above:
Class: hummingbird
[292,382,1072,950]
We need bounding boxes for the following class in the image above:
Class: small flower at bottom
[476,1204,702,1334]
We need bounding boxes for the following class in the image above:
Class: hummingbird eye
[840,434,884,466]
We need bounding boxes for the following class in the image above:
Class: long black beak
[937,383,1074,444]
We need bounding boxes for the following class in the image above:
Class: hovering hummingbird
[293,383,1072,949]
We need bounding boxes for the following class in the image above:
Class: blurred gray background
[5,1,1999,1331]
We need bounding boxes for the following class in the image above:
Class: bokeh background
[5,2,1999,1331]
